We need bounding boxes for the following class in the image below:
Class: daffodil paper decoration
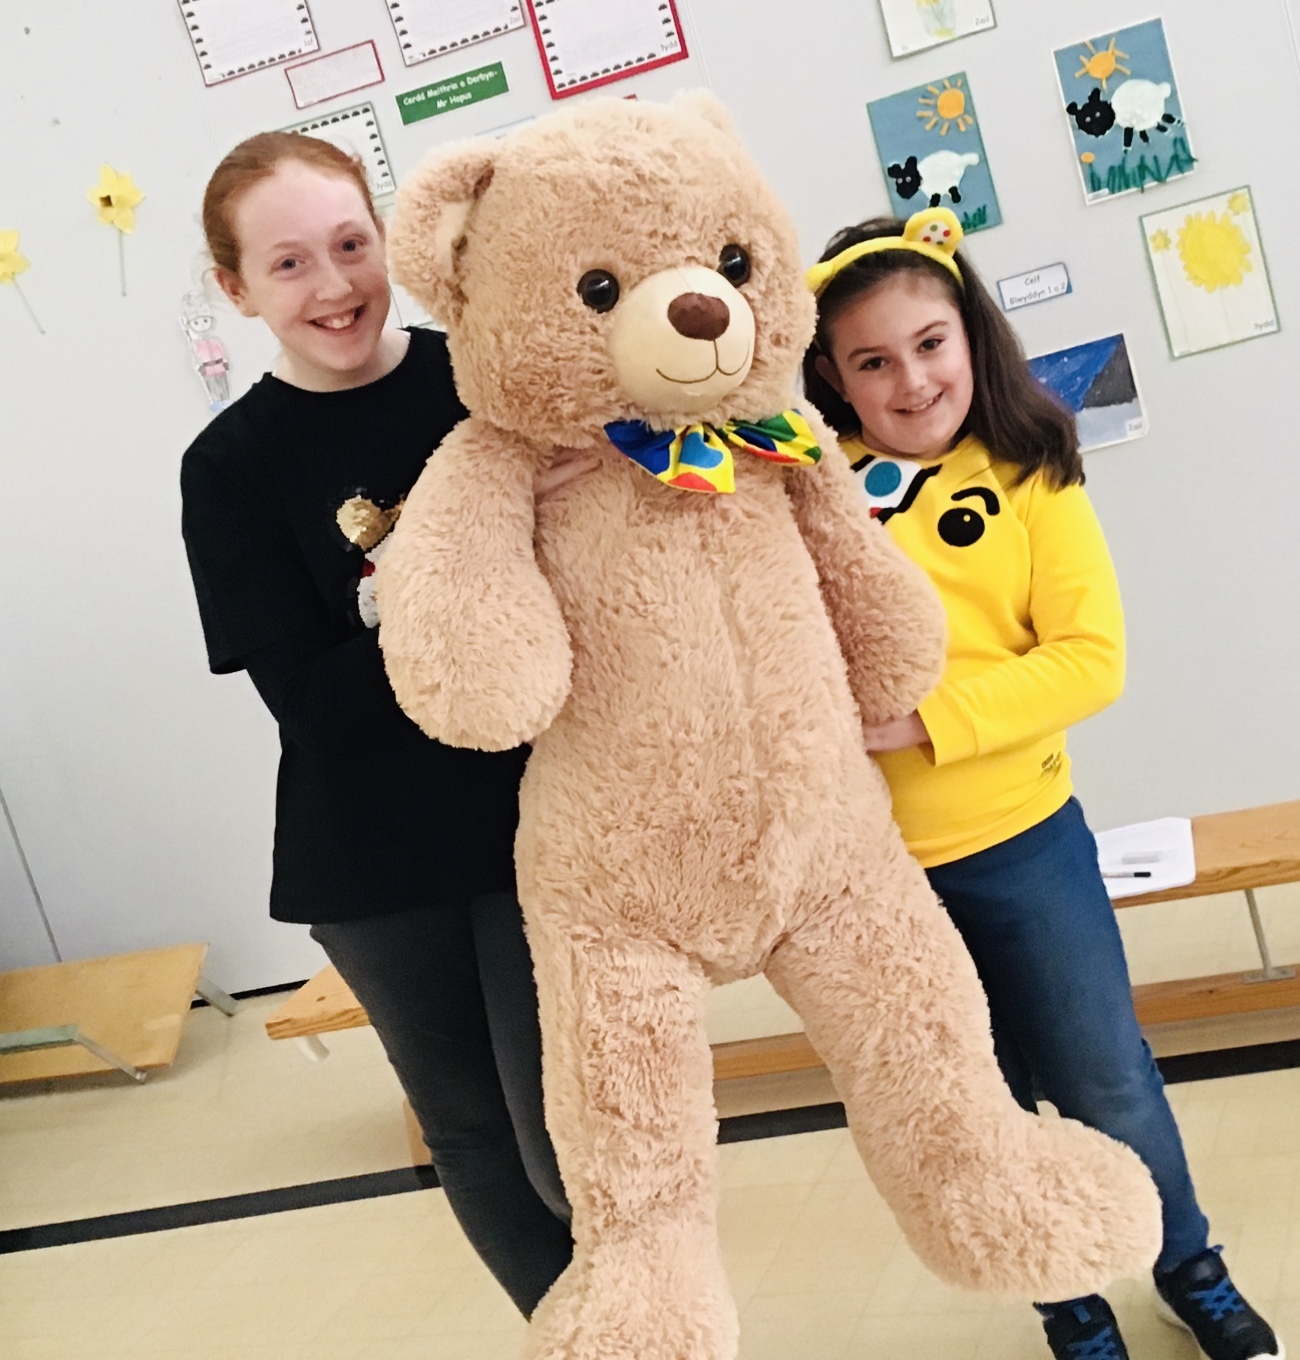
[88,164,145,295]
[0,229,44,334]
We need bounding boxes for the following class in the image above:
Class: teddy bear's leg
[522,915,738,1360]
[764,860,1163,1302]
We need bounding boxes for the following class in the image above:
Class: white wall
[1,1,1297,988]
[0,795,56,968]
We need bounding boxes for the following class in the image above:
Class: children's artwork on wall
[0,230,44,334]
[179,290,232,414]
[1141,187,1279,357]
[1027,334,1147,452]
[1054,18,1194,205]
[878,0,995,60]
[285,41,384,109]
[177,0,319,87]
[525,0,688,99]
[87,165,144,296]
[385,0,523,69]
[867,72,1000,233]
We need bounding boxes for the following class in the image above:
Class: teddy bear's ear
[669,89,741,143]
[387,141,499,324]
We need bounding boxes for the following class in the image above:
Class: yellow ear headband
[805,207,964,297]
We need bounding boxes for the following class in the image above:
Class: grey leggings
[311,893,573,1315]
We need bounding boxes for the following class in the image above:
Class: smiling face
[817,272,973,461]
[217,160,393,391]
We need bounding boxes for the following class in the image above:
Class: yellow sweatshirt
[842,434,1125,867]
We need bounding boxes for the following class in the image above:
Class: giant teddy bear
[377,93,1161,1360]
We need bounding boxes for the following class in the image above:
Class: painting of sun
[1075,36,1130,90]
[916,76,975,134]
[1141,187,1279,357]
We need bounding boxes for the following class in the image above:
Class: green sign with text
[396,62,508,125]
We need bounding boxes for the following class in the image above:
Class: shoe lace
[1068,1326,1123,1360]
[1187,1276,1246,1323]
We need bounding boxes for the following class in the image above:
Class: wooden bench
[265,799,1300,1095]
[0,944,236,1085]
[264,959,805,1082]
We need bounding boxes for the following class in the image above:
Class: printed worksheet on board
[527,0,687,97]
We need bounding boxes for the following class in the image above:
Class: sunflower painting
[1141,187,1279,358]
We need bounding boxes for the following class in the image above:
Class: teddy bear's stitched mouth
[655,341,753,385]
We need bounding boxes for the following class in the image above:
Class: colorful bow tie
[604,410,821,494]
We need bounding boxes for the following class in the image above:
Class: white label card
[998,262,1071,312]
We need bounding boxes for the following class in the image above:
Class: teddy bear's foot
[523,1233,738,1360]
[896,1111,1163,1301]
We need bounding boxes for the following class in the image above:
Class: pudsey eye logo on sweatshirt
[853,453,939,523]
[854,453,1001,546]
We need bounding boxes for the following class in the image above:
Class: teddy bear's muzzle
[608,265,755,416]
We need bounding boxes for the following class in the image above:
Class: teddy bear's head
[388,92,815,448]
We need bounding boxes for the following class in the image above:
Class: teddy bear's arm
[787,410,948,725]
[376,420,572,750]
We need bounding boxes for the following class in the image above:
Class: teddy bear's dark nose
[667,292,730,342]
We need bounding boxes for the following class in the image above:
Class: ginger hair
[202,132,377,278]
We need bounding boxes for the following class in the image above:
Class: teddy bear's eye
[577,269,620,313]
[718,244,751,286]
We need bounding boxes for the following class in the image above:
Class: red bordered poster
[285,40,385,109]
[526,0,688,100]
[178,0,319,88]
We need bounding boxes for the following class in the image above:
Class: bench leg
[194,975,238,1016]
[294,1034,330,1062]
[1243,889,1297,983]
[75,1029,148,1082]
[0,1024,146,1082]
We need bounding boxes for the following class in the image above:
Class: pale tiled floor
[2,883,1299,1359]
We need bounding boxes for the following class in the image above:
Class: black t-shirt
[180,328,528,923]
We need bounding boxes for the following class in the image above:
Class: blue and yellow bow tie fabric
[604,410,822,494]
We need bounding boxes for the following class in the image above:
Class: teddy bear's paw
[907,1114,1163,1300]
[383,651,571,751]
[523,1243,739,1360]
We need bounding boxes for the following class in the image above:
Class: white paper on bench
[1094,817,1196,901]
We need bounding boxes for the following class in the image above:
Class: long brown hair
[802,217,1083,488]
[202,132,378,279]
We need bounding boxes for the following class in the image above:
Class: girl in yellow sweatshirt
[804,209,1282,1360]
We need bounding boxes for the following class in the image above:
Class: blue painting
[867,71,1000,234]
[1054,17,1195,205]
[1028,334,1147,453]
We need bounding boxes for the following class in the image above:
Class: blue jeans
[924,797,1209,1280]
[311,893,573,1315]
